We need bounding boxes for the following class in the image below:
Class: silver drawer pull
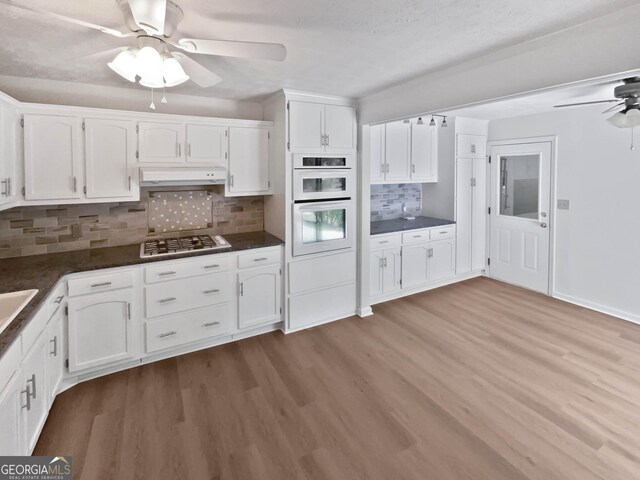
[253,257,268,262]
[203,321,220,327]
[413,235,423,238]
[91,282,112,288]
[21,388,31,411]
[202,289,220,294]
[378,240,389,244]
[27,373,36,400]
[50,336,58,357]
[203,264,220,269]
[159,331,177,338]
[54,295,64,304]
[159,297,177,304]
[159,271,177,276]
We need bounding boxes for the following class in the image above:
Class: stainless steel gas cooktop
[140,235,231,258]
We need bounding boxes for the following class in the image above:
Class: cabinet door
[401,243,429,288]
[22,338,48,453]
[411,123,437,182]
[289,101,324,152]
[471,158,487,271]
[369,250,384,298]
[429,239,455,281]
[455,157,473,274]
[45,309,64,406]
[0,99,18,208]
[85,118,138,200]
[324,104,356,153]
[227,126,270,195]
[68,289,134,372]
[384,121,411,182]
[382,247,402,294]
[238,265,281,329]
[24,114,82,200]
[187,124,228,164]
[369,124,386,183]
[0,372,24,455]
[138,122,185,163]
[457,133,486,158]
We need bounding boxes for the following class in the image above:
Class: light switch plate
[557,199,570,210]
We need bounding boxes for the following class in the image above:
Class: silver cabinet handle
[50,336,58,357]
[253,257,268,262]
[540,223,547,228]
[159,331,177,338]
[203,321,220,327]
[73,176,77,193]
[91,282,111,288]
[378,240,389,244]
[27,373,36,400]
[54,295,64,304]
[412,164,416,174]
[7,178,11,197]
[188,143,192,157]
[413,235,422,238]
[159,297,177,304]
[178,143,182,157]
[128,175,132,191]
[158,271,177,276]
[0,178,8,196]
[127,302,131,320]
[320,134,324,146]
[379,257,384,268]
[239,282,244,296]
[229,174,234,187]
[21,387,31,411]
[325,134,329,146]
[203,264,220,269]
[383,258,388,268]
[428,248,434,258]
[202,289,220,294]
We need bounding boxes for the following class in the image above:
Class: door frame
[486,136,557,295]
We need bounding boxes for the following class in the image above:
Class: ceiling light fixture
[416,117,424,125]
[441,116,448,128]
[429,117,436,127]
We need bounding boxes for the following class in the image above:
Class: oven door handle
[296,200,351,210]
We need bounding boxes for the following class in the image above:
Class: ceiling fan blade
[128,0,166,36]
[175,38,287,61]
[553,99,617,108]
[602,102,625,114]
[0,0,135,37]
[172,53,222,88]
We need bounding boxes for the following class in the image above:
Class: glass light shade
[429,117,436,127]
[416,117,424,125]
[441,117,448,127]
[136,46,163,80]
[162,55,189,87]
[607,111,631,128]
[107,49,138,82]
[139,72,165,88]
[625,108,640,127]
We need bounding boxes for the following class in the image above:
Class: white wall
[0,75,263,120]
[489,105,640,322]
[422,118,455,220]
[358,5,640,125]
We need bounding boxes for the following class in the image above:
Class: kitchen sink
[0,289,38,335]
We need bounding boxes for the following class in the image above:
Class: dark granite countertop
[0,231,283,359]
[371,216,455,235]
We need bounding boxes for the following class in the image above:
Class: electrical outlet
[557,199,570,210]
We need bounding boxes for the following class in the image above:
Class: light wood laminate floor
[35,277,640,479]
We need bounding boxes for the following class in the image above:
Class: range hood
[140,167,227,186]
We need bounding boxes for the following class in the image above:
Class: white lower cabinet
[238,264,281,329]
[21,336,48,453]
[67,288,135,373]
[0,372,24,455]
[401,243,430,289]
[45,308,64,406]
[429,239,456,281]
[370,248,401,297]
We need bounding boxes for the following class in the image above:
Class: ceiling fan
[554,77,640,129]
[0,0,287,91]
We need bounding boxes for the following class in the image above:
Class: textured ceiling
[0,0,636,101]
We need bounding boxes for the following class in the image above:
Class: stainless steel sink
[0,289,38,335]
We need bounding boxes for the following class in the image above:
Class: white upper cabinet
[0,99,18,209]
[411,123,437,182]
[227,126,270,196]
[369,124,386,183]
[289,101,356,153]
[186,124,228,164]
[138,122,185,163]
[384,121,411,182]
[24,114,82,200]
[84,118,138,200]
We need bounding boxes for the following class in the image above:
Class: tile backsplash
[0,186,263,259]
[370,183,422,221]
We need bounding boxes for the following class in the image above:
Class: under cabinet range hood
[140,167,227,186]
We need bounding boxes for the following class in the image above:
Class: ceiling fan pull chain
[150,88,156,110]
[161,87,168,105]
[631,127,635,151]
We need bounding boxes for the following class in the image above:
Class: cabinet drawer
[430,225,456,240]
[145,272,230,318]
[0,340,21,393]
[289,283,356,330]
[145,303,232,353]
[457,133,486,157]
[144,255,231,284]
[402,230,430,244]
[237,248,281,269]
[288,250,355,295]
[370,233,401,250]
[68,270,134,297]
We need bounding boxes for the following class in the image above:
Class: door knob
[540,223,547,228]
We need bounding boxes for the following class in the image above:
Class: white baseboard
[357,307,374,317]
[553,292,640,326]
[284,310,357,334]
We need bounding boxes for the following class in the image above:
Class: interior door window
[499,154,540,219]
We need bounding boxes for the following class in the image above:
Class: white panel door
[455,157,473,274]
[369,124,386,183]
[369,250,384,298]
[227,126,270,195]
[45,309,64,406]
[187,124,228,164]
[428,239,455,281]
[489,142,551,293]
[401,243,429,288]
[324,104,356,153]
[0,99,18,207]
[238,265,281,329]
[411,123,437,182]
[24,114,82,200]
[0,372,24,455]
[289,101,324,152]
[382,247,402,294]
[385,121,411,182]
[84,118,138,200]
[22,338,48,453]
[138,122,185,163]
[67,289,134,372]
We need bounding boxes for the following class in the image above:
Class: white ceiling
[0,0,636,101]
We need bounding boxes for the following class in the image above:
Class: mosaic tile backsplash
[0,186,264,259]
[370,183,422,221]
